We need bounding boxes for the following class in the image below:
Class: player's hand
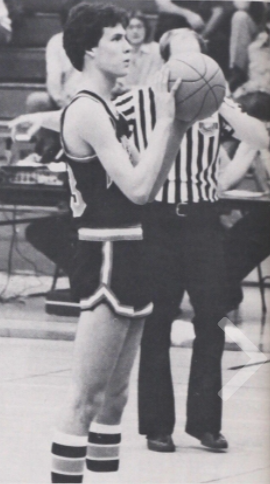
[185,11,205,31]
[8,112,44,141]
[154,66,181,123]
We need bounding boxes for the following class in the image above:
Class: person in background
[122,11,163,89]
[27,0,82,113]
[0,0,11,43]
[229,1,266,92]
[224,8,270,315]
[24,0,83,163]
[154,0,205,39]
[233,24,270,120]
[154,0,234,77]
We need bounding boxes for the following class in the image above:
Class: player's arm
[218,142,258,192]
[155,0,204,31]
[219,99,269,150]
[69,78,189,205]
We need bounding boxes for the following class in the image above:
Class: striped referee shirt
[115,87,233,204]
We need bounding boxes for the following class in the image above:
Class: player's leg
[51,304,131,483]
[86,318,144,477]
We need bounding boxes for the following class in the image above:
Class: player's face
[94,24,131,78]
[170,30,201,58]
[126,18,146,47]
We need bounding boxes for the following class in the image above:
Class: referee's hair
[63,2,128,71]
[159,28,208,62]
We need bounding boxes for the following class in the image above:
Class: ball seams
[167,53,226,122]
[169,56,207,80]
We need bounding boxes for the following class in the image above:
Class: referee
[115,28,269,453]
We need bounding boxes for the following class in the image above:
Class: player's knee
[68,387,105,424]
[106,387,129,421]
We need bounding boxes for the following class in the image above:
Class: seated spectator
[121,11,163,89]
[218,141,270,316]
[5,0,24,31]
[154,0,234,77]
[27,0,82,113]
[24,0,82,163]
[0,0,11,43]
[229,1,266,92]
[233,28,270,121]
[154,0,205,40]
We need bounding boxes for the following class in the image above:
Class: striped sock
[51,431,87,483]
[86,422,121,473]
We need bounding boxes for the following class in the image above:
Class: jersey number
[67,165,86,218]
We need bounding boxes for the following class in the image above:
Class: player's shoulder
[69,94,107,116]
[65,95,112,135]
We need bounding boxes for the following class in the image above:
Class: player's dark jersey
[60,90,142,240]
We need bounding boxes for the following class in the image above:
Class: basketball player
[9,24,269,464]
[47,4,190,483]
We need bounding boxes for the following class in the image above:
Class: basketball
[167,53,226,122]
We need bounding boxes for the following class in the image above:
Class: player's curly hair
[63,3,128,71]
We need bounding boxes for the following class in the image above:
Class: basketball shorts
[70,226,153,318]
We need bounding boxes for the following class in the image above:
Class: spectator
[154,0,234,77]
[25,0,83,163]
[218,140,270,318]
[121,11,163,89]
[154,0,205,40]
[0,0,11,43]
[229,1,266,92]
[219,29,270,316]
[5,0,24,30]
[233,27,270,120]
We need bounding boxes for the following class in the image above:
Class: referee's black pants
[139,201,227,440]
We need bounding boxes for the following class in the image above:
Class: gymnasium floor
[0,270,269,484]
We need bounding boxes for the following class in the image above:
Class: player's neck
[79,69,116,102]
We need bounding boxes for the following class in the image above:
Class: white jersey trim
[80,285,153,318]
[78,225,143,242]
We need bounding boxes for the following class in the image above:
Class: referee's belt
[152,201,218,218]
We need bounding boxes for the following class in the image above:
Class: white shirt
[46,32,82,108]
[123,42,163,88]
